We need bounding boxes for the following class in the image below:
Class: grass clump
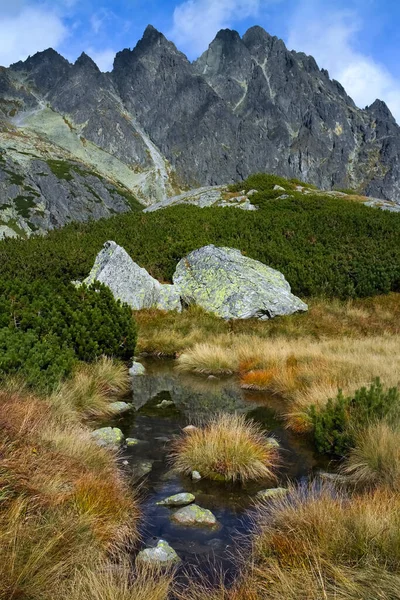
[343,421,400,491]
[52,356,131,421]
[170,413,279,483]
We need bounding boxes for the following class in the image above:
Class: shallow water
[113,359,325,575]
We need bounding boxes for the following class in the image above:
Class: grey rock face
[2,22,400,232]
[173,245,308,320]
[84,241,182,311]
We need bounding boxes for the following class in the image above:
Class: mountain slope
[1,24,400,238]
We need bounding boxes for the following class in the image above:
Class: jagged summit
[74,52,100,72]
[1,21,400,237]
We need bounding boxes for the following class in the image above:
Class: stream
[112,359,326,577]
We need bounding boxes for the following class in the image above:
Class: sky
[1,0,400,121]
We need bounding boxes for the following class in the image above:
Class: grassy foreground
[0,360,174,600]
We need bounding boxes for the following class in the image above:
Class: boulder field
[83,241,307,320]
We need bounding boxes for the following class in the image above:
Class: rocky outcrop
[173,245,308,320]
[1,23,400,227]
[144,185,257,212]
[84,241,182,311]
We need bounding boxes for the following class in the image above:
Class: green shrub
[310,379,400,456]
[0,182,399,299]
[0,279,137,390]
[0,329,76,390]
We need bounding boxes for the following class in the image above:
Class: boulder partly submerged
[173,245,307,320]
[84,241,181,311]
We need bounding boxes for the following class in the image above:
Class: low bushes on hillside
[0,279,137,390]
[0,174,399,299]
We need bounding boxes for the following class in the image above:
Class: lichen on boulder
[173,244,308,320]
[84,241,181,311]
[91,427,124,448]
[136,539,180,565]
[171,504,219,528]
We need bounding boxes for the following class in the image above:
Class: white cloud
[0,5,68,66]
[169,0,261,58]
[86,48,116,72]
[287,1,400,122]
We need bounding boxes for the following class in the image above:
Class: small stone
[123,460,129,465]
[273,185,286,191]
[266,437,280,448]
[108,401,133,414]
[183,425,198,433]
[132,460,154,480]
[157,493,195,507]
[129,361,146,377]
[156,399,175,409]
[91,427,124,448]
[247,189,258,196]
[126,437,140,447]
[256,487,288,500]
[154,436,171,442]
[318,471,348,484]
[192,470,202,481]
[171,504,218,528]
[136,540,180,566]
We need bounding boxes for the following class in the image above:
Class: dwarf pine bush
[310,379,400,456]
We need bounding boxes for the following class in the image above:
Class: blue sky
[1,0,400,120]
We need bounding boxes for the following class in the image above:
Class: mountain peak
[142,24,165,45]
[75,52,100,72]
[367,99,396,123]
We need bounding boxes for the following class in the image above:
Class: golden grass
[177,335,400,432]
[51,356,130,421]
[0,384,140,600]
[178,485,400,599]
[136,294,400,356]
[69,560,173,600]
[343,421,400,491]
[169,413,279,482]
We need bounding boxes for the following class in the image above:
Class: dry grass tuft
[51,356,130,421]
[170,413,278,482]
[69,560,174,600]
[343,421,400,491]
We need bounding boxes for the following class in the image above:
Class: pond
[112,359,327,577]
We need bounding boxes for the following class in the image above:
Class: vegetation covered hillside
[1,174,400,301]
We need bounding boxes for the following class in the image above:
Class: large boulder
[84,241,181,311]
[173,245,307,320]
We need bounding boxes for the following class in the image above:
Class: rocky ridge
[1,24,400,238]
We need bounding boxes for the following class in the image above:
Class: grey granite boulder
[157,493,195,507]
[173,245,308,320]
[84,241,181,311]
[171,504,218,528]
[136,539,180,565]
[91,427,124,448]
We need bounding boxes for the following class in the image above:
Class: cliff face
[1,24,400,237]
